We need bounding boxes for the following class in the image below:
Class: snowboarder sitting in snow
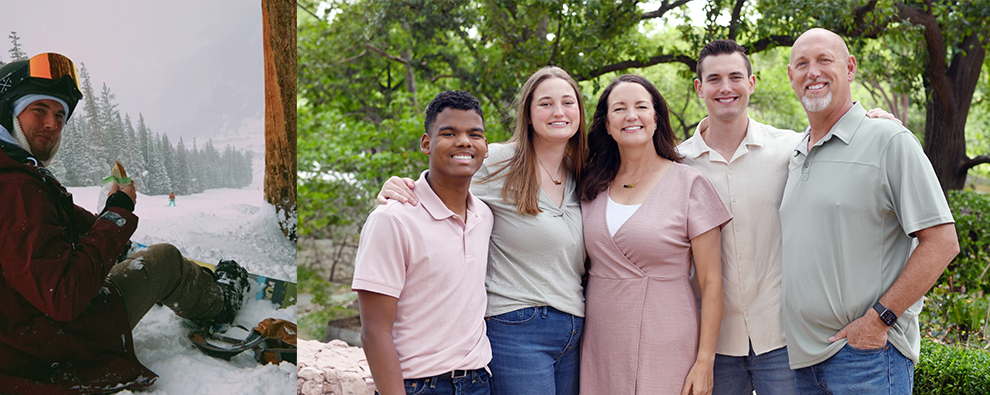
[0,53,251,394]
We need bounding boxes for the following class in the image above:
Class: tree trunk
[262,0,297,240]
[921,34,986,192]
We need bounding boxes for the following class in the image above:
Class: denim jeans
[713,345,797,395]
[485,306,583,395]
[794,342,914,395]
[393,369,491,395]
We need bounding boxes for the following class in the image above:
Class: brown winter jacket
[0,144,157,394]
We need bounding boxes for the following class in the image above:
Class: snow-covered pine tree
[122,114,146,186]
[144,132,172,195]
[7,31,27,61]
[173,137,192,194]
[96,84,120,166]
[77,65,107,184]
[188,139,204,194]
[160,132,177,191]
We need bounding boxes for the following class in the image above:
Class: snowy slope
[68,182,297,395]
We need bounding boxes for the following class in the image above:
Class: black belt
[433,367,484,381]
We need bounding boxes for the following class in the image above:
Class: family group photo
[0,0,988,394]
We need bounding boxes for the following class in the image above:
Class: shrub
[921,191,990,347]
[943,190,990,294]
[915,337,990,394]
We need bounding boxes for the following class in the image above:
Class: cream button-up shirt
[678,117,802,357]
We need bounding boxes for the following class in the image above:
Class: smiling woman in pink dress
[577,74,731,395]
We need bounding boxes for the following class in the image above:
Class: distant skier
[0,53,250,394]
[168,192,176,206]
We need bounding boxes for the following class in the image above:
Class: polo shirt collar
[795,102,865,155]
[414,170,483,225]
[682,116,763,160]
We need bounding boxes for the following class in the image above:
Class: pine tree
[160,133,176,191]
[122,114,146,184]
[144,132,171,195]
[65,118,103,185]
[8,32,27,61]
[188,139,204,193]
[76,65,106,183]
[174,138,191,194]
[137,114,152,173]
[94,84,119,166]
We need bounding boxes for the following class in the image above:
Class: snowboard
[128,241,297,308]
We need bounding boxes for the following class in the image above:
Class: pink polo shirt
[352,170,494,379]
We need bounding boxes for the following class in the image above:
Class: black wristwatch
[873,302,897,326]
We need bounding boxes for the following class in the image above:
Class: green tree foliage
[754,0,990,191]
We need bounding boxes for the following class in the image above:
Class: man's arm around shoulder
[358,290,405,395]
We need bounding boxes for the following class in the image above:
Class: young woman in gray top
[378,66,589,395]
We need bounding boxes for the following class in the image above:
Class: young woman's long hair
[482,66,589,215]
[578,74,682,202]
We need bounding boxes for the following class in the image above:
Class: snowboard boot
[195,259,250,328]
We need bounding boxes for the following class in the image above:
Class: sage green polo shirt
[779,102,954,369]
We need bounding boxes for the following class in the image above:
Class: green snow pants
[107,243,224,329]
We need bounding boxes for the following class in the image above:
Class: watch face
[880,310,896,326]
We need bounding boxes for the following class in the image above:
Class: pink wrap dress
[579,163,731,394]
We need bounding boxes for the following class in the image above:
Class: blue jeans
[394,369,491,395]
[794,342,914,394]
[713,345,797,395]
[485,306,583,395]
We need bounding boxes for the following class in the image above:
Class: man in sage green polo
[779,28,959,394]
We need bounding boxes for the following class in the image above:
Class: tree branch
[365,44,408,64]
[727,0,746,40]
[747,35,797,53]
[894,2,949,112]
[641,0,695,20]
[839,0,886,38]
[296,1,322,21]
[430,74,454,83]
[577,54,696,81]
[961,155,990,171]
[339,49,368,64]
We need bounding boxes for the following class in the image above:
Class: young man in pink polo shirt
[353,90,493,395]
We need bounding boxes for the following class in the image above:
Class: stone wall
[298,339,375,395]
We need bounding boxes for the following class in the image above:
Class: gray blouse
[471,143,586,318]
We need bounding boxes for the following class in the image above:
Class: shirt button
[738,254,743,260]
[735,225,741,232]
[732,196,737,202]
[804,162,810,168]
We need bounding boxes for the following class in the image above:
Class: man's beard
[802,90,831,113]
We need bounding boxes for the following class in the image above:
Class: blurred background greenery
[295,3,990,377]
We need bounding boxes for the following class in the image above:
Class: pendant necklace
[536,155,563,185]
[622,159,658,188]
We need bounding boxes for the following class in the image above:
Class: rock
[297,339,375,395]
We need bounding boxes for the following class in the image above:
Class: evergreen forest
[2,32,254,196]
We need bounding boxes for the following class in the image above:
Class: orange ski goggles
[0,52,81,96]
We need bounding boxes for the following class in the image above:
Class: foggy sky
[0,1,265,151]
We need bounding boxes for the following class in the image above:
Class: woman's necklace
[621,159,658,188]
[536,155,562,186]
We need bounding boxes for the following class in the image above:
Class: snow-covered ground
[68,175,297,394]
